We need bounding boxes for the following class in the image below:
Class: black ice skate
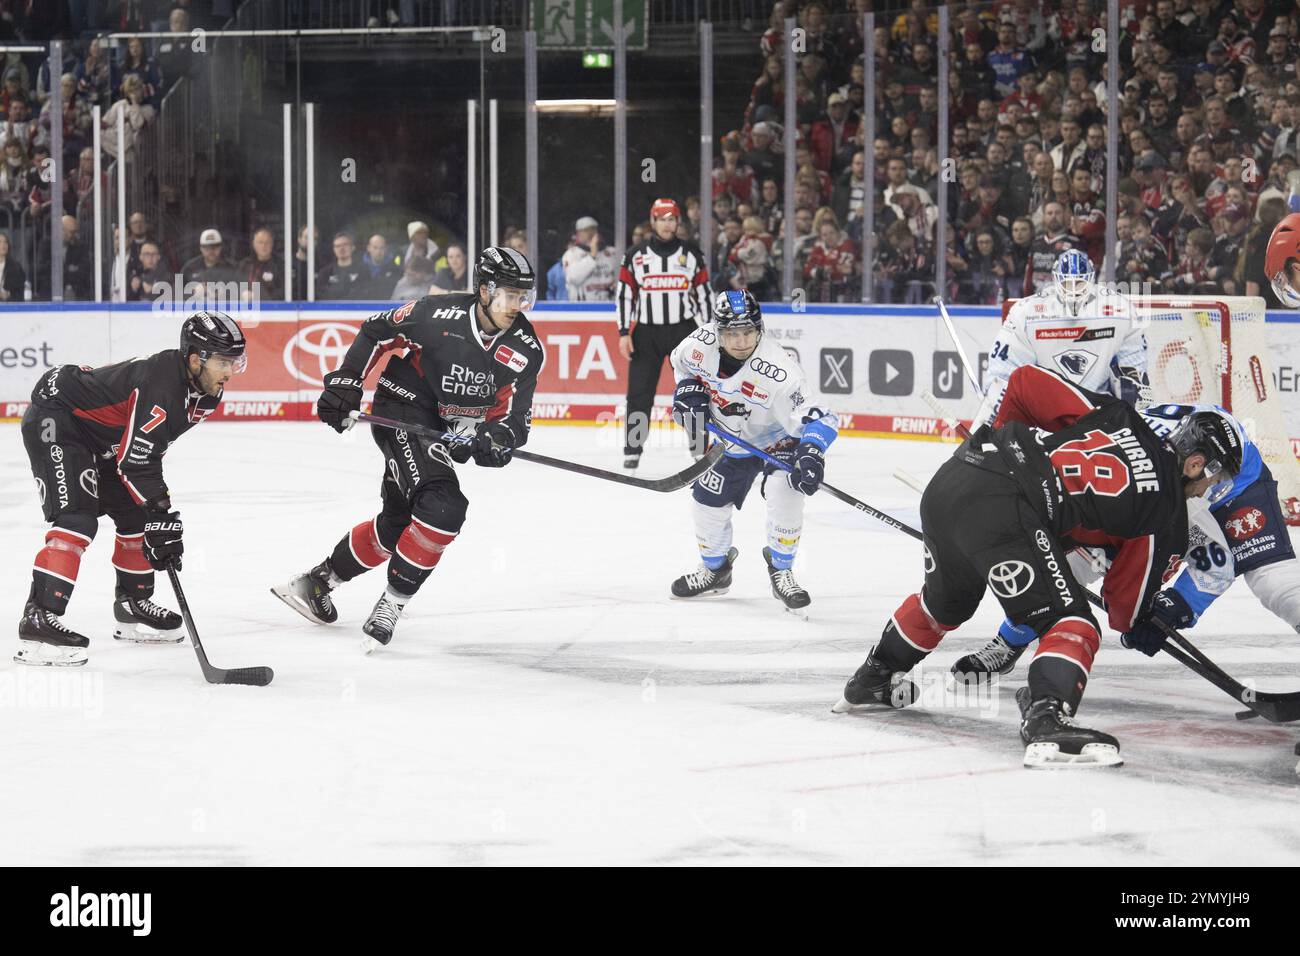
[950,633,1026,681]
[832,646,918,713]
[362,590,408,654]
[112,588,185,644]
[270,559,339,625]
[1017,688,1122,768]
[763,547,810,614]
[16,601,89,667]
[670,547,738,599]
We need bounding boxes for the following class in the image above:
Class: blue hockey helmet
[713,289,762,332]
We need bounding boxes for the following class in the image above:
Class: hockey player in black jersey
[272,247,545,652]
[17,311,246,665]
[834,366,1241,768]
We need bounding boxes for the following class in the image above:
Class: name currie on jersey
[441,363,496,398]
[1112,427,1161,492]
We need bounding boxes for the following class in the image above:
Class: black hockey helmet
[180,310,247,373]
[475,246,536,292]
[713,289,762,332]
[1168,409,1243,499]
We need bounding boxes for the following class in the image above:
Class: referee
[616,198,712,470]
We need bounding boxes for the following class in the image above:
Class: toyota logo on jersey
[284,322,358,385]
[987,560,1035,598]
[1225,506,1266,541]
[640,274,690,291]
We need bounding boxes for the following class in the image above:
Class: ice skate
[950,633,1026,681]
[271,559,339,625]
[670,547,738,599]
[112,588,185,644]
[1017,687,1122,768]
[832,646,918,712]
[763,547,810,617]
[362,590,407,654]
[16,601,89,667]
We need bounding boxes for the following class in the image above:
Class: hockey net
[1002,295,1300,524]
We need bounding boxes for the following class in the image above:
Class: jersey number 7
[1049,430,1131,497]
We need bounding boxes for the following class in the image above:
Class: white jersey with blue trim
[670,325,838,454]
[1139,402,1263,622]
[976,286,1147,425]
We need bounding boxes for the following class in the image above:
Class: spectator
[746,54,784,126]
[124,241,166,302]
[1208,203,1252,293]
[400,220,438,271]
[431,241,470,294]
[1067,165,1106,264]
[1049,116,1085,174]
[359,233,398,297]
[0,137,27,214]
[65,147,100,214]
[831,149,866,231]
[1117,214,1172,293]
[290,225,319,299]
[743,122,781,184]
[1024,200,1080,293]
[237,227,284,301]
[755,177,782,236]
[101,75,155,160]
[120,36,163,108]
[713,216,744,291]
[74,36,115,110]
[182,228,237,286]
[391,254,436,301]
[876,219,930,303]
[125,212,153,270]
[38,74,92,167]
[713,133,755,205]
[959,229,1006,304]
[811,92,858,175]
[1,96,37,153]
[891,184,939,248]
[25,143,53,219]
[1242,196,1291,304]
[1171,227,1218,294]
[317,231,368,300]
[803,215,857,302]
[988,22,1031,99]
[0,230,25,301]
[0,67,27,118]
[505,229,529,257]
[562,215,618,301]
[959,174,1015,242]
[35,215,92,300]
[157,7,197,92]
[1005,216,1034,298]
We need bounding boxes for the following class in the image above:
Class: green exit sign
[582,51,611,68]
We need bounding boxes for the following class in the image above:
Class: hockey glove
[788,442,826,496]
[672,379,711,451]
[143,511,184,571]
[317,370,364,433]
[1120,588,1195,656]
[472,421,516,468]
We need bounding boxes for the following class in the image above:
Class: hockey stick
[919,389,1300,720]
[353,411,725,493]
[933,297,985,394]
[167,567,274,687]
[703,423,922,540]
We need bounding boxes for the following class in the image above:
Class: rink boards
[6,301,1300,448]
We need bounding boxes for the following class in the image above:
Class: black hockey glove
[143,511,184,571]
[672,378,711,451]
[317,370,364,433]
[472,421,516,468]
[1121,589,1195,656]
[788,442,826,496]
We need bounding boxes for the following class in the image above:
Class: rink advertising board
[6,302,1300,449]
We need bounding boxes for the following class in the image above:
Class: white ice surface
[2,421,1298,866]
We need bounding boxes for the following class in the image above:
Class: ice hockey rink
[2,421,1297,867]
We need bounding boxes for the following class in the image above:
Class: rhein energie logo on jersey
[441,363,495,398]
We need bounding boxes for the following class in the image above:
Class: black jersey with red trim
[29,350,221,511]
[979,364,1189,632]
[335,293,546,442]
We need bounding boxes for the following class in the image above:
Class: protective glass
[204,352,248,375]
[1271,269,1300,309]
[489,284,536,311]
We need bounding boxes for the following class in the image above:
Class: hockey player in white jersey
[668,289,838,612]
[975,249,1151,426]
[952,377,1300,681]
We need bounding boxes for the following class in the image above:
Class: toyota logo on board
[284,322,358,385]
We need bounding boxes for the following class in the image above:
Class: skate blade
[669,587,730,600]
[13,642,88,667]
[831,684,917,713]
[782,604,810,621]
[270,584,332,625]
[361,636,385,655]
[112,623,185,644]
[1023,742,1123,769]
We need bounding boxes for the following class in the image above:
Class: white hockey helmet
[1052,249,1095,314]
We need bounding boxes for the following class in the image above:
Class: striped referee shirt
[616,238,712,332]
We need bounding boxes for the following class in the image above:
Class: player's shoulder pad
[745,339,799,383]
[411,292,476,323]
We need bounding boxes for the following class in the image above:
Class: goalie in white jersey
[975,249,1151,426]
[668,290,839,612]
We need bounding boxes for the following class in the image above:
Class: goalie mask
[1052,249,1095,316]
[1168,410,1243,505]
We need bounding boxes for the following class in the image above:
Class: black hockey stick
[167,567,274,687]
[354,411,725,493]
[708,423,1300,723]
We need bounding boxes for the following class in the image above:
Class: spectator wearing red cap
[615,198,712,470]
